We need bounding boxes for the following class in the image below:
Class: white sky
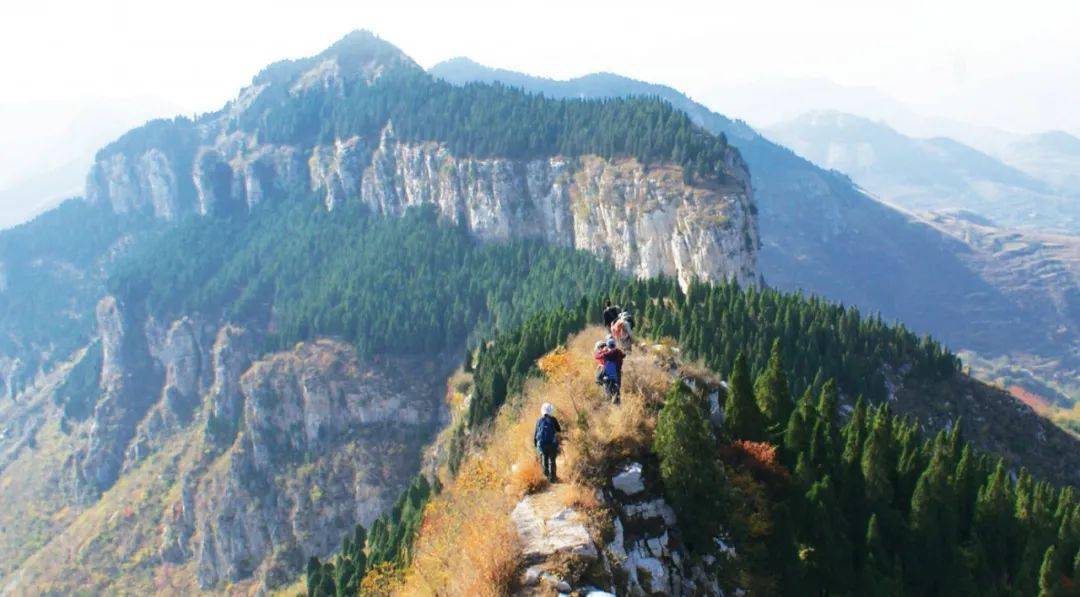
[0,0,1078,204]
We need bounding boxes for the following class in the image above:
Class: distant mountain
[431,59,1079,403]
[992,130,1080,196]
[764,111,1079,232]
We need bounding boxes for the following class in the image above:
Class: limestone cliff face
[73,297,162,497]
[204,324,254,448]
[83,35,758,289]
[85,149,182,219]
[192,339,448,589]
[342,125,757,287]
[86,120,758,288]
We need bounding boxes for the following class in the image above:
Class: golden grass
[559,483,602,512]
[400,486,519,596]
[508,456,548,499]
[399,326,676,596]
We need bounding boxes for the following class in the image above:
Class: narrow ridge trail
[402,326,726,596]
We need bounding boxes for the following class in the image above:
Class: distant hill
[764,111,1079,233]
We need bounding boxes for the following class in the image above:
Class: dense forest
[236,66,738,184]
[107,203,622,357]
[301,271,1048,596]
[103,192,1072,597]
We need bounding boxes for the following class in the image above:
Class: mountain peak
[252,30,419,89]
[320,30,412,64]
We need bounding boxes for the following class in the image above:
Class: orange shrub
[508,456,548,498]
[721,440,790,483]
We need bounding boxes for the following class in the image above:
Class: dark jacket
[603,305,621,328]
[534,414,562,447]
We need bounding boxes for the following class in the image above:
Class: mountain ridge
[429,57,1079,404]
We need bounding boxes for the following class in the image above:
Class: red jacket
[602,348,625,366]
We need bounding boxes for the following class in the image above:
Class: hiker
[612,311,633,352]
[602,300,621,329]
[534,403,563,482]
[593,340,609,385]
[598,338,625,404]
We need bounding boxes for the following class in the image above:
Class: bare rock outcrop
[519,460,722,596]
[204,324,255,449]
[193,339,449,590]
[72,296,162,496]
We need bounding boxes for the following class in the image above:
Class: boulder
[612,462,645,497]
[511,488,598,564]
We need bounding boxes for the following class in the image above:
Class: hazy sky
[3,0,1078,132]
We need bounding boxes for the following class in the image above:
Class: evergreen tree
[725,352,766,441]
[799,476,854,594]
[655,382,725,552]
[753,338,791,428]
[1039,545,1059,597]
[861,405,895,508]
[974,460,1017,589]
[783,386,816,462]
[909,433,959,594]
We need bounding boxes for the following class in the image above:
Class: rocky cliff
[1,309,452,594]
[82,32,757,289]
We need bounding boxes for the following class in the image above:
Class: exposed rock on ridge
[83,31,758,289]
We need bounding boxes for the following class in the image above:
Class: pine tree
[859,513,898,595]
[800,475,854,594]
[754,338,791,428]
[724,352,766,441]
[1039,545,1058,597]
[954,444,979,540]
[909,433,959,594]
[655,382,725,552]
[861,405,893,505]
[974,460,1017,589]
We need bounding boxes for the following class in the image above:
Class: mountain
[764,111,1079,233]
[1,32,1078,595]
[991,130,1080,197]
[0,31,756,593]
[310,315,1080,595]
[430,59,1080,404]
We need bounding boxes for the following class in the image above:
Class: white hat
[541,403,554,416]
[595,341,606,350]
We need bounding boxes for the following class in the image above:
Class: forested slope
[305,316,1080,595]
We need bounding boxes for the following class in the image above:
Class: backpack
[537,416,558,447]
[603,359,620,381]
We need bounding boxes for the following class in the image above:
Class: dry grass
[508,456,548,499]
[399,326,677,596]
[400,486,519,596]
[559,483,602,511]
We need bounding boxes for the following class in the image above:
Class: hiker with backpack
[597,338,625,404]
[593,340,609,384]
[534,403,563,482]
